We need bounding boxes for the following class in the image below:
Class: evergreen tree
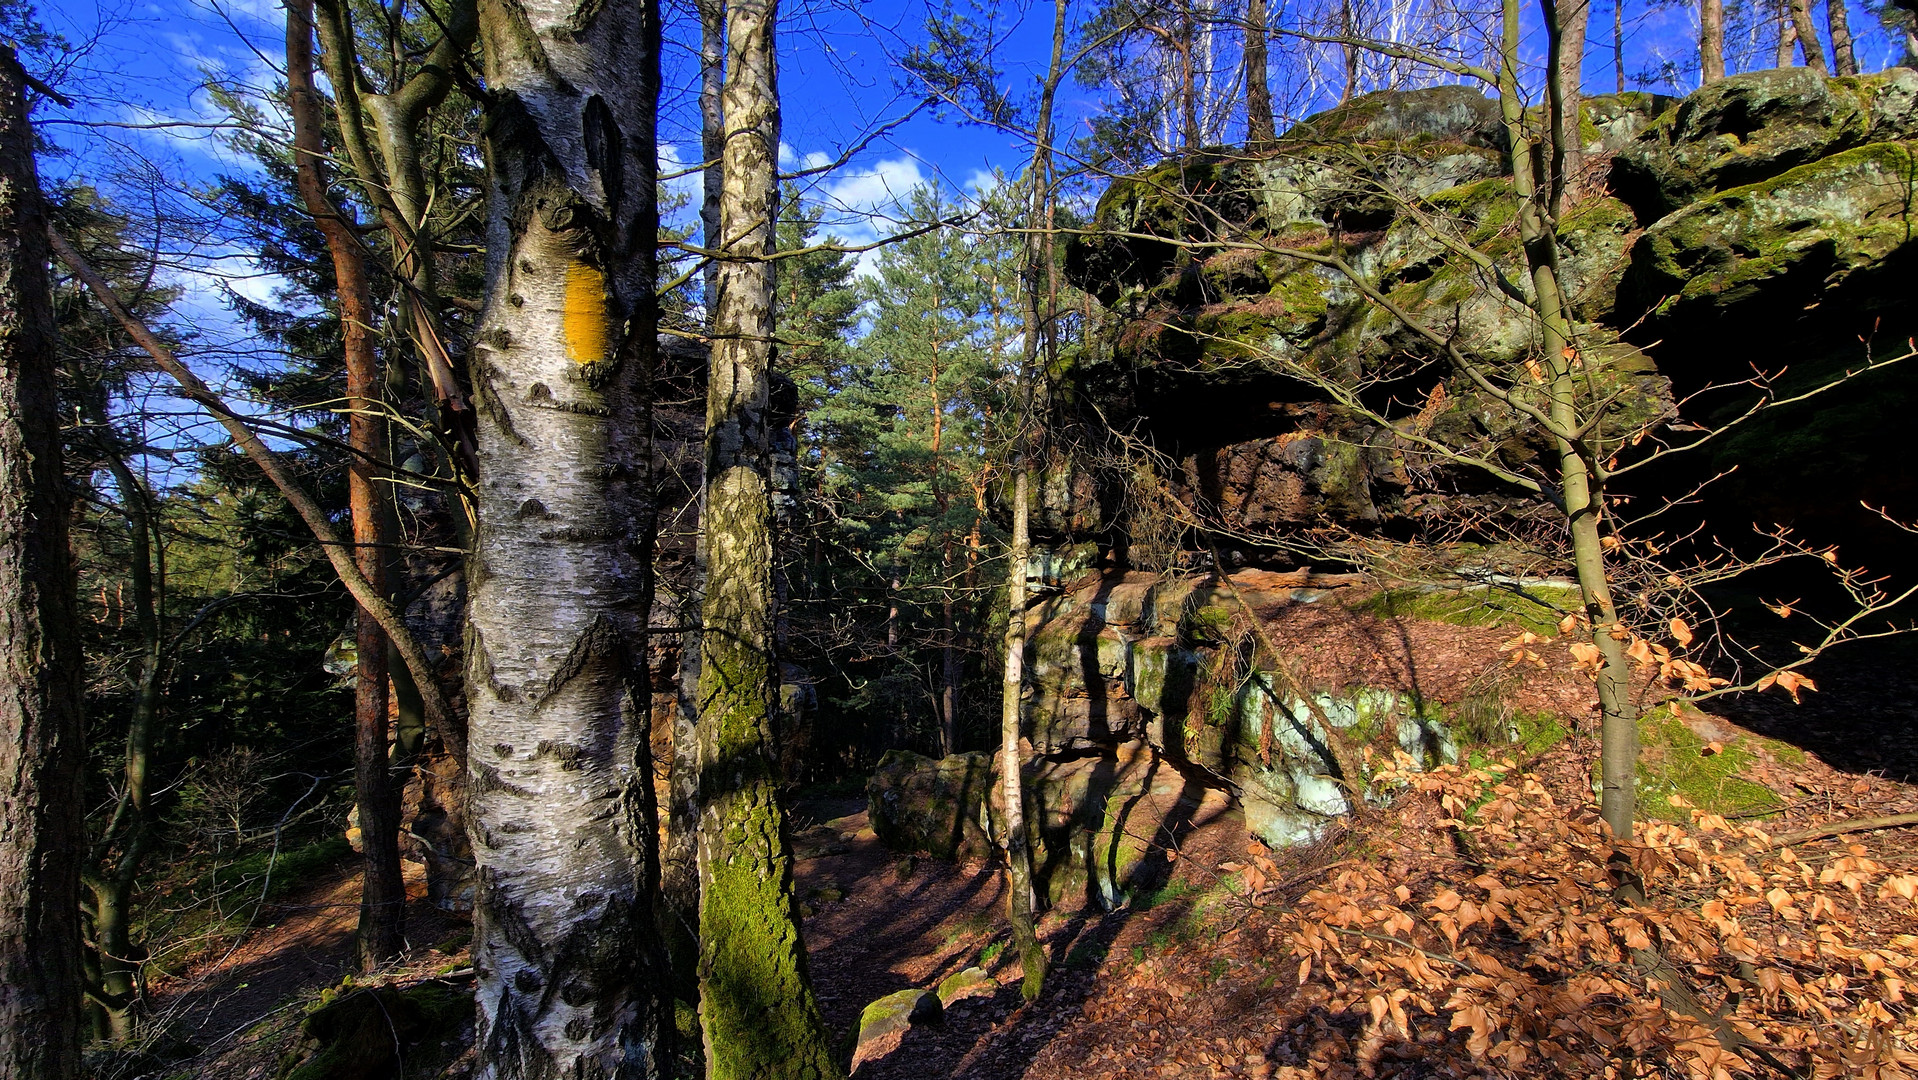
[806,184,1020,755]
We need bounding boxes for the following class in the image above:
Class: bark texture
[999,468,1045,1000]
[693,0,841,1074]
[81,433,159,1039]
[1700,0,1725,83]
[0,46,84,1080]
[1546,0,1591,186]
[1828,0,1856,74]
[466,0,665,1074]
[1494,0,1639,840]
[1243,0,1274,144]
[287,0,406,969]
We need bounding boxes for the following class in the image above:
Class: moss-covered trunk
[82,435,161,1039]
[0,46,84,1080]
[693,0,841,1073]
[464,0,666,1073]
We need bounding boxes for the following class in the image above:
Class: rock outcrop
[870,69,1918,881]
[1050,67,1915,547]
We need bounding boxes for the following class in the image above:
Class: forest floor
[138,638,1918,1079]
[795,706,1918,1079]
[133,859,468,1080]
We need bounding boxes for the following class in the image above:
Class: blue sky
[30,0,1913,345]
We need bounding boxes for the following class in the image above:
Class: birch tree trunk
[0,46,84,1080]
[999,466,1045,1000]
[465,0,665,1073]
[694,0,841,1073]
[661,0,728,1006]
[996,0,1071,1005]
[1701,0,1726,83]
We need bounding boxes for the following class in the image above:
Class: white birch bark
[466,0,664,1074]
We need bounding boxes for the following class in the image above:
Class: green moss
[279,984,472,1080]
[1181,604,1234,645]
[1634,710,1786,822]
[1514,712,1571,756]
[1426,176,1517,235]
[1637,140,1918,315]
[699,782,842,1080]
[1557,196,1636,239]
[1353,584,1578,636]
[218,835,351,900]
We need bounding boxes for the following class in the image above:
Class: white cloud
[806,154,934,275]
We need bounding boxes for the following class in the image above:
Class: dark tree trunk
[0,46,84,1080]
[1701,0,1725,83]
[1545,0,1591,188]
[1828,0,1856,74]
[1788,0,1830,73]
[1244,0,1275,143]
[82,432,161,1039]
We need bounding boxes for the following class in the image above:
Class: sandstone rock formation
[870,69,1917,877]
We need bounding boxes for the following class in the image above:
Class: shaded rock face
[276,984,473,1080]
[866,740,1234,909]
[869,569,1464,867]
[1057,68,1917,547]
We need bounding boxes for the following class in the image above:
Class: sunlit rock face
[1046,68,1917,555]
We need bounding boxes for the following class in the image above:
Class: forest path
[792,787,1251,1080]
[141,858,464,1080]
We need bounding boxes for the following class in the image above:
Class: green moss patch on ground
[1351,583,1580,637]
[1633,707,1790,821]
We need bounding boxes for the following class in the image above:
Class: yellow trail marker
[563,261,610,366]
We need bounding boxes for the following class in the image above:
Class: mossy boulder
[849,988,942,1075]
[1053,70,1917,548]
[866,750,995,861]
[1621,140,1918,329]
[1633,705,1793,822]
[1611,67,1918,219]
[936,966,996,1006]
[866,741,1228,911]
[276,983,472,1080]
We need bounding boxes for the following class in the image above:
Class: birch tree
[1006,0,1074,1002]
[462,0,666,1072]
[0,45,83,1080]
[693,0,842,1070]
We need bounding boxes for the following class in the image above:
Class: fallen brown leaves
[1263,755,1918,1079]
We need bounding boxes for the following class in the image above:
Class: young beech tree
[0,46,84,1080]
[693,0,842,1071]
[461,0,666,1073]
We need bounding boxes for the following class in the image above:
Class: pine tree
[0,44,85,1080]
